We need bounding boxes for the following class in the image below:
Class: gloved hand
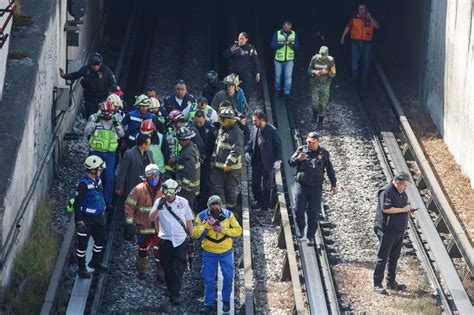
[214,224,223,234]
[158,197,166,210]
[207,216,216,226]
[273,160,282,170]
[244,152,251,163]
[223,164,231,172]
[76,220,87,234]
[124,224,136,242]
[112,115,119,126]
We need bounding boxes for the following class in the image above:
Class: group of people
[61,3,410,312]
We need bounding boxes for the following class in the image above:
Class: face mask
[148,178,159,187]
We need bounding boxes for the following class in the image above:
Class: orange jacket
[124,182,162,234]
[349,15,374,42]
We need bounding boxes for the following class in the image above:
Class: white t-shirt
[151,196,194,247]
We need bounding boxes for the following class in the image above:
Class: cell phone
[234,41,239,45]
[410,208,419,212]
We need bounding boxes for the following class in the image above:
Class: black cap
[306,131,320,141]
[89,52,103,65]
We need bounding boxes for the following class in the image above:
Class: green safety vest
[188,105,214,122]
[88,122,118,152]
[275,30,296,62]
[150,132,165,172]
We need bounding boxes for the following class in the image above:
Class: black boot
[77,257,91,279]
[89,251,108,272]
[312,111,319,123]
[317,116,324,130]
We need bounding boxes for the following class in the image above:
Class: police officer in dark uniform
[289,131,336,246]
[373,172,414,294]
[73,155,109,278]
[163,80,196,114]
[193,110,216,210]
[60,52,117,118]
[201,70,224,103]
[224,32,261,99]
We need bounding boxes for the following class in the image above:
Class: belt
[205,235,228,243]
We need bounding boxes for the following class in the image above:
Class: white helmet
[149,97,161,109]
[207,195,222,208]
[162,179,181,196]
[107,93,123,108]
[144,164,160,177]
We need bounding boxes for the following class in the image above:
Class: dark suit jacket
[246,123,283,172]
[115,146,154,196]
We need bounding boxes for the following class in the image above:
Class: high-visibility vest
[150,132,165,172]
[350,16,374,42]
[275,30,296,62]
[88,122,118,152]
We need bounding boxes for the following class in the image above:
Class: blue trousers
[202,250,234,306]
[274,60,294,95]
[351,41,372,81]
[90,151,116,204]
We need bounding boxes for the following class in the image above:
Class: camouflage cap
[319,46,329,56]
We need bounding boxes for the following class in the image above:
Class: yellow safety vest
[275,30,296,62]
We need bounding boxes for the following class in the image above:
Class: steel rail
[253,15,306,315]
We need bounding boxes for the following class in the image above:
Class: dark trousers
[178,189,196,212]
[236,71,254,99]
[159,239,188,299]
[294,183,322,239]
[210,168,241,210]
[198,164,212,211]
[84,98,101,119]
[76,214,108,267]
[251,163,275,209]
[373,228,404,286]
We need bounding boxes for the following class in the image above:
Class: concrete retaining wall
[423,0,474,186]
[0,0,104,285]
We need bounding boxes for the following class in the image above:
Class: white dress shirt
[151,195,194,247]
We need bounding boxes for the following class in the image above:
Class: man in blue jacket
[245,110,283,211]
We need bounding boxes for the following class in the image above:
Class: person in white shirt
[149,179,194,306]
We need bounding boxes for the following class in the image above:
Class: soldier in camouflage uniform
[308,46,336,130]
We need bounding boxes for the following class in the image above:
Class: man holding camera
[193,195,242,313]
[289,131,336,246]
[373,172,414,294]
[271,20,299,98]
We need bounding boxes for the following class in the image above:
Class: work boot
[387,281,407,291]
[312,111,319,123]
[222,301,230,312]
[136,255,147,279]
[307,237,316,247]
[317,116,324,130]
[374,284,388,295]
[88,260,109,272]
[77,265,91,279]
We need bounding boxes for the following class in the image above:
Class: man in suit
[245,110,283,211]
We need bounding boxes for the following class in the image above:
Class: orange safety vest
[350,15,374,42]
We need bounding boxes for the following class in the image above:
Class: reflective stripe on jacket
[124,182,162,234]
[275,30,296,62]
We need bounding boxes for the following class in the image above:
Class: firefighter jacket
[212,123,244,170]
[193,208,242,254]
[124,182,162,234]
[175,142,201,195]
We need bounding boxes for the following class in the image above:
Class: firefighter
[194,195,242,313]
[84,100,124,209]
[210,107,244,212]
[121,94,154,147]
[149,179,194,306]
[60,52,117,118]
[74,155,108,278]
[211,74,248,116]
[124,164,165,280]
[175,126,201,211]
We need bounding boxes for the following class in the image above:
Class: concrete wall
[0,0,105,285]
[423,0,474,186]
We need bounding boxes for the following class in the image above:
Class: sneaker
[387,281,407,291]
[77,267,91,279]
[374,285,388,295]
[88,261,109,273]
[222,301,230,312]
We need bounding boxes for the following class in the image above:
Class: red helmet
[168,109,184,123]
[100,100,115,120]
[140,119,156,134]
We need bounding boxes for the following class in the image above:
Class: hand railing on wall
[0,0,16,49]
